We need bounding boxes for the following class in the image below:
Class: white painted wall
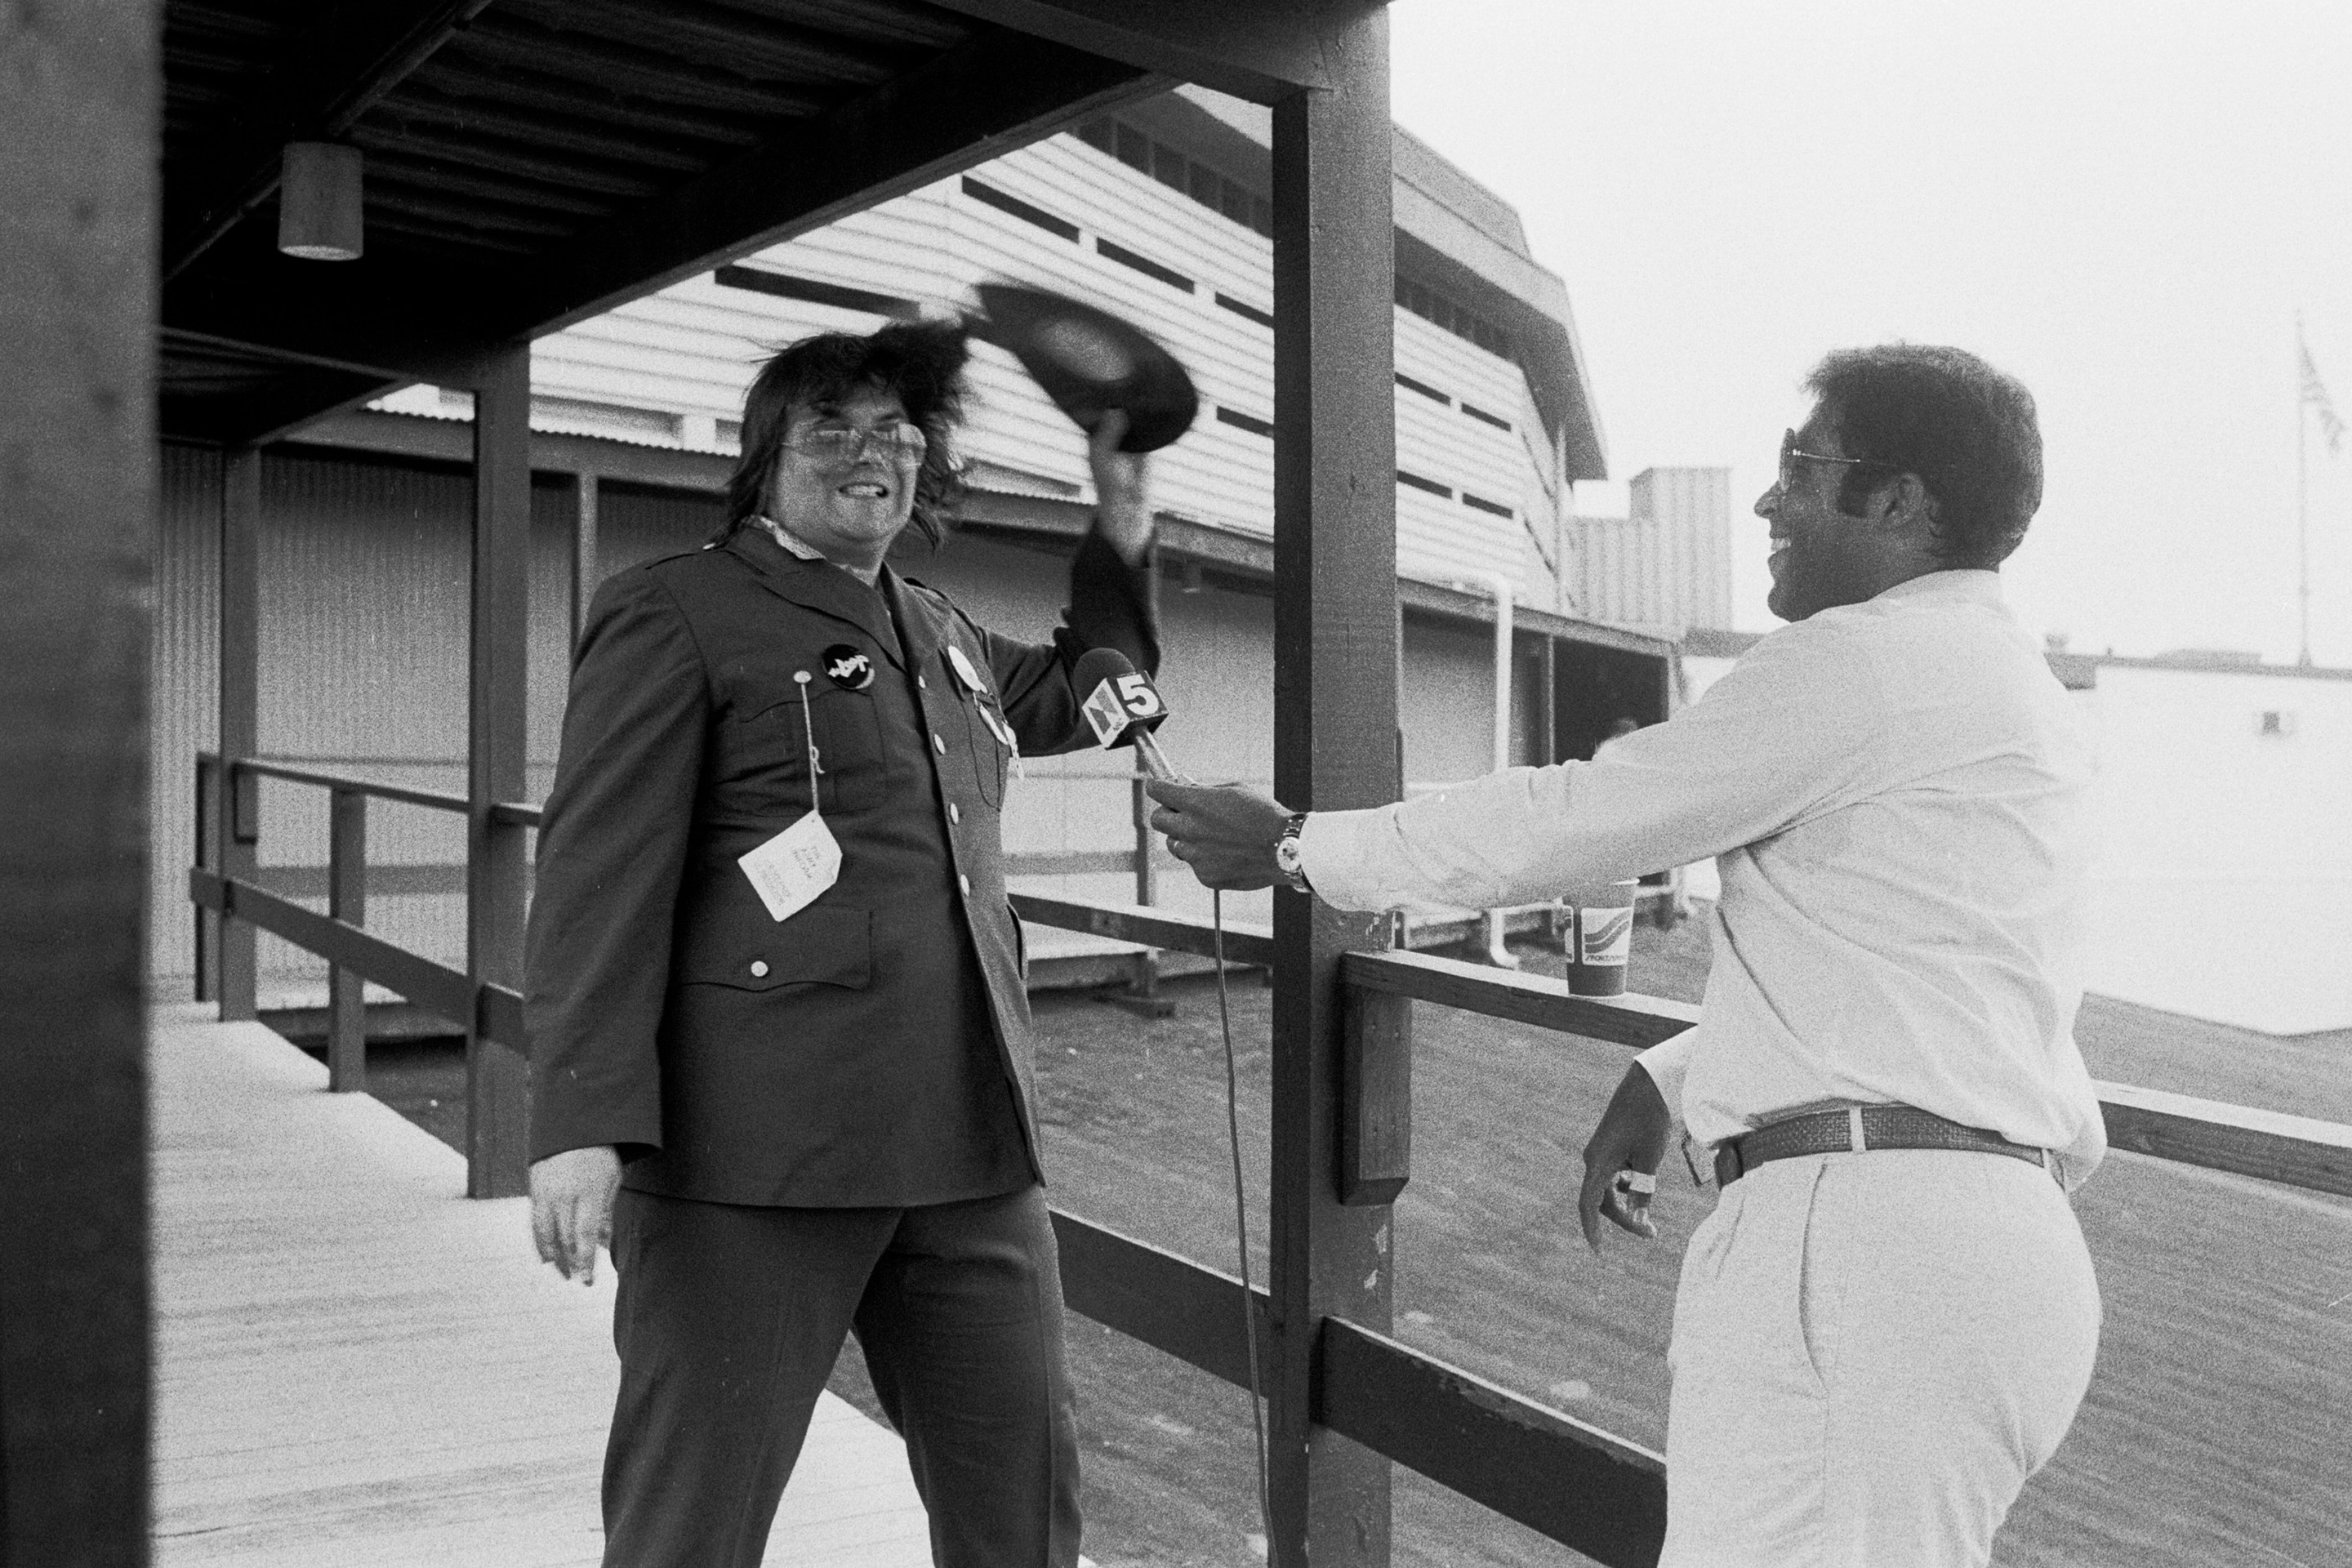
[2078,664,2352,1034]
[510,126,1570,612]
[1667,647,2352,1036]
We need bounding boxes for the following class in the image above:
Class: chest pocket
[716,685,884,817]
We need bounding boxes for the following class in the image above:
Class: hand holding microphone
[1070,648,1294,889]
[1076,652,1292,892]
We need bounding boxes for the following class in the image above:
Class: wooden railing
[189,754,2352,1566]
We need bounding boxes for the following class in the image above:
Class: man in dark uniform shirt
[523,320,1158,1567]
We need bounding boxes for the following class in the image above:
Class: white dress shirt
[1299,570,2106,1186]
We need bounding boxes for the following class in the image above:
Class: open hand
[531,1144,621,1284]
[1578,1064,1673,1251]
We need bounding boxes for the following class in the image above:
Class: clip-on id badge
[737,671,842,922]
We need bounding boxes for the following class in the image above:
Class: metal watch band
[1274,811,1312,892]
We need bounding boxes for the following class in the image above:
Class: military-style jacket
[523,524,1156,1206]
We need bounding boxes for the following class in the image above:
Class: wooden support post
[0,0,156,1557]
[569,470,599,654]
[1537,636,1558,766]
[194,751,219,1000]
[1127,770,1160,1000]
[466,343,532,1199]
[217,446,262,1021]
[1267,15,1400,1566]
[1128,542,1162,998]
[327,787,368,1092]
[1339,989,1411,1206]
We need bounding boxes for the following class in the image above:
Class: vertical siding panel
[596,483,724,576]
[250,452,473,991]
[152,445,220,986]
[521,132,1560,596]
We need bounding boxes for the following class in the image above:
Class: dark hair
[716,318,971,550]
[1805,344,2043,568]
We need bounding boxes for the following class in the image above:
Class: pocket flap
[676,903,871,991]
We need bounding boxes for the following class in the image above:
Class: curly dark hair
[715,318,971,550]
[1806,344,2043,568]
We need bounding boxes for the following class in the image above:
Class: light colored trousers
[1660,1149,2100,1568]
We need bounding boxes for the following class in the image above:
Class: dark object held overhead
[970,283,1200,452]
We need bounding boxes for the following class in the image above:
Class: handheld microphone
[1071,648,1188,783]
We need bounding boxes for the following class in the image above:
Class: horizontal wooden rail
[1330,947,2352,1201]
[189,869,524,1049]
[1342,949,1700,1049]
[2096,1079,2352,1198]
[1319,1319,1666,1565]
[185,756,2352,1556]
[241,853,1169,901]
[228,756,472,815]
[1050,1210,1266,1389]
[1005,849,1141,877]
[1008,893,1277,967]
[1049,1210,1665,1568]
[255,863,468,900]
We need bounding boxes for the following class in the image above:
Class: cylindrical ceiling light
[278,142,364,261]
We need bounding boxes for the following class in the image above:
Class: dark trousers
[600,1183,1081,1568]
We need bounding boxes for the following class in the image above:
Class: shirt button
[749,960,769,978]
[933,733,946,755]
[948,802,961,825]
[958,874,971,896]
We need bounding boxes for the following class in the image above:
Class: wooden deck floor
[149,1002,934,1568]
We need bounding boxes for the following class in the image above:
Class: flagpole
[2298,316,2312,667]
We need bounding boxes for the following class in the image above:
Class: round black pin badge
[821,644,875,690]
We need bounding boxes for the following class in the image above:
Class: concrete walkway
[149,1002,933,1567]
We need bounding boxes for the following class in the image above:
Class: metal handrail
[207,751,512,818]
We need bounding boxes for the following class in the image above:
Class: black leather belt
[1713,1104,2050,1188]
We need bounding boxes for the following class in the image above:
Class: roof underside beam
[470,24,1156,341]
[161,26,1159,436]
[924,0,1389,105]
[163,0,498,281]
[164,362,403,448]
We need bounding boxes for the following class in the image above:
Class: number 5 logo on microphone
[1115,672,1164,718]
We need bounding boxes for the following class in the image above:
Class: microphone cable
[1211,888,1275,1553]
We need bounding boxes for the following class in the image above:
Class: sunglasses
[1779,429,1902,492]
[788,421,928,463]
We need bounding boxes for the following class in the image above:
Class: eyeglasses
[1779,429,1901,492]
[787,421,928,463]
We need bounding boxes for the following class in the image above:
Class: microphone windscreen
[1071,646,1138,695]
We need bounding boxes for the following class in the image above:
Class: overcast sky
[1388,1,2352,663]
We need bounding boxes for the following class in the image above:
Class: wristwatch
[1272,811,1312,893]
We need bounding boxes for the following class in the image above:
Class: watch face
[1275,821,1306,875]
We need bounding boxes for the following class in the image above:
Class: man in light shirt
[1147,345,2103,1567]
